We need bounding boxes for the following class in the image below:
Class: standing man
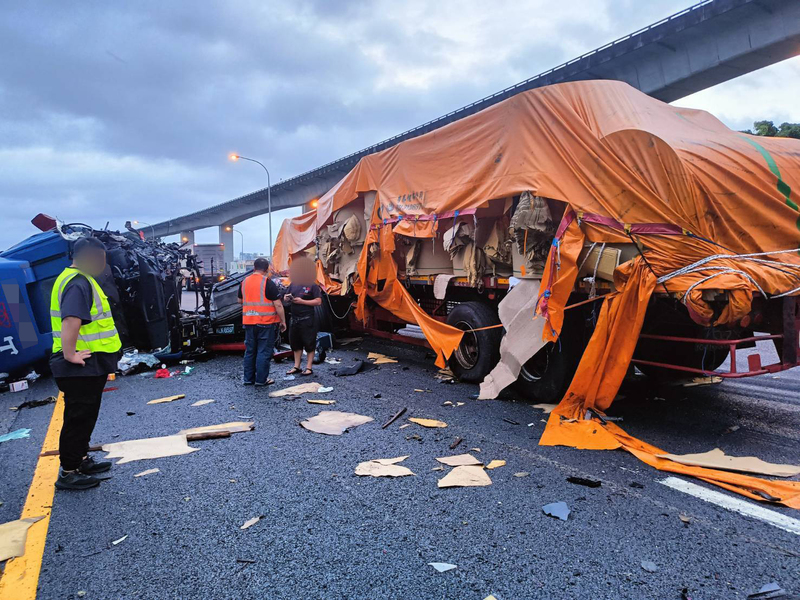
[238,257,286,386]
[283,256,323,376]
[50,237,122,491]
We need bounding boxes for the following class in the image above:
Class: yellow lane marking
[0,392,64,600]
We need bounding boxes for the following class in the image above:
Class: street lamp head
[310,199,319,209]
[225,226,232,231]
[132,220,139,224]
[229,154,239,161]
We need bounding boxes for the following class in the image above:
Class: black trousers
[55,375,108,471]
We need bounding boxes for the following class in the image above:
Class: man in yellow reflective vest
[50,237,122,490]
[238,257,286,386]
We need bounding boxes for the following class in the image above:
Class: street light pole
[225,226,245,259]
[133,220,155,239]
[229,154,272,258]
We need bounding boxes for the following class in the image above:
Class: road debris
[382,407,408,429]
[724,425,741,434]
[435,369,455,383]
[398,424,411,430]
[502,418,519,425]
[102,434,200,464]
[324,357,342,364]
[307,399,336,405]
[532,403,557,413]
[190,399,215,407]
[0,516,45,561]
[300,411,374,435]
[9,380,29,393]
[134,468,160,478]
[485,460,506,470]
[658,448,800,477]
[408,418,447,429]
[240,516,263,530]
[428,562,457,573]
[431,466,444,471]
[283,375,296,381]
[269,382,328,398]
[147,394,185,405]
[333,359,364,377]
[679,375,723,387]
[10,396,56,411]
[436,454,482,467]
[0,428,31,443]
[679,514,691,526]
[438,466,492,488]
[567,476,601,488]
[179,422,254,436]
[337,337,363,346]
[368,352,397,364]
[111,535,128,546]
[542,501,570,521]
[449,437,463,450]
[640,560,658,573]
[514,472,530,478]
[355,456,415,478]
[747,582,791,599]
[154,367,172,378]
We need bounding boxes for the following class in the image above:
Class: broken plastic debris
[283,375,296,381]
[566,476,601,488]
[485,460,506,470]
[0,428,31,443]
[368,352,397,364]
[398,423,411,429]
[102,434,199,464]
[436,454,482,467]
[147,394,185,405]
[428,562,457,573]
[408,418,447,429]
[179,422,254,436]
[307,399,336,405]
[318,386,334,393]
[658,448,800,477]
[514,472,530,478]
[355,456,414,478]
[747,582,786,599]
[333,359,363,377]
[134,468,160,478]
[640,560,658,573]
[240,516,263,530]
[111,534,128,546]
[542,501,570,520]
[190,399,215,407]
[438,465,492,488]
[269,382,325,398]
[679,513,691,526]
[0,516,44,561]
[324,357,342,364]
[300,411,374,435]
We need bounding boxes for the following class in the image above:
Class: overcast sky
[2,1,799,254]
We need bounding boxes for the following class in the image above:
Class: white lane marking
[659,476,800,536]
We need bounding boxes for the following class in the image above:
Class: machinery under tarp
[273,80,800,507]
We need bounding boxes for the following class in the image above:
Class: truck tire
[446,301,503,382]
[515,306,585,403]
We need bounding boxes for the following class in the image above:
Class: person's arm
[274,300,287,332]
[237,283,243,304]
[292,285,323,306]
[61,317,92,365]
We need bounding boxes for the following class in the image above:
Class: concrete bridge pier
[219,225,234,271]
[180,230,195,247]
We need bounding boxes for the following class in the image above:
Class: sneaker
[79,456,112,475]
[55,470,100,491]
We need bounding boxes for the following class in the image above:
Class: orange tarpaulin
[272,80,800,506]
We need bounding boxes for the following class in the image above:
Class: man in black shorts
[283,257,322,376]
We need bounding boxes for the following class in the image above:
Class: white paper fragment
[240,516,262,530]
[134,468,160,478]
[428,562,457,573]
[111,534,128,545]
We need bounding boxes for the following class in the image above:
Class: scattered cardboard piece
[269,382,324,398]
[658,448,800,477]
[355,456,414,477]
[102,434,199,464]
[0,516,44,561]
[428,562,457,573]
[307,399,336,405]
[409,418,447,429]
[438,465,492,488]
[179,422,254,436]
[300,411,374,435]
[368,352,398,364]
[485,460,506,470]
[240,516,262,530]
[190,399,215,407]
[532,403,557,414]
[436,453,482,467]
[147,394,185,405]
[134,468,160,478]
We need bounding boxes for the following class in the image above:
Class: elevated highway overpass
[144,0,800,265]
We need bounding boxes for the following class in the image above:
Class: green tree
[744,120,800,139]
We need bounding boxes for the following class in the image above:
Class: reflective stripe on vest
[50,267,122,354]
[242,273,279,325]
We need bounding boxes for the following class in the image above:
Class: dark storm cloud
[0,1,711,250]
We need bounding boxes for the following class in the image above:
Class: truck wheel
[515,307,585,403]
[446,301,503,382]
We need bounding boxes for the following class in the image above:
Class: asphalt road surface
[1,337,798,599]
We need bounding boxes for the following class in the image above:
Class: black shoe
[79,456,112,475]
[55,470,100,491]
[243,380,254,386]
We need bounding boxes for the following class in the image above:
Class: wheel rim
[453,320,480,370]
[520,344,551,382]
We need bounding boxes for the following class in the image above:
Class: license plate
[215,325,234,334]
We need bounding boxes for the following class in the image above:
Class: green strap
[740,135,798,212]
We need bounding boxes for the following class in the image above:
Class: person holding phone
[283,257,322,376]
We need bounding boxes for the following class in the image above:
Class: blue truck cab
[0,231,71,376]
